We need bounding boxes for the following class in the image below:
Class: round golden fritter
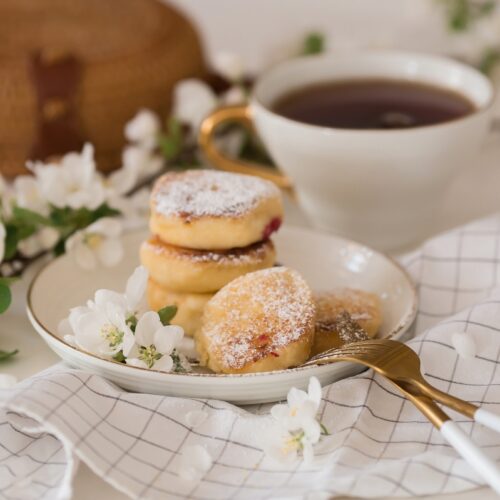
[146,278,213,337]
[149,169,283,250]
[197,267,315,374]
[140,236,276,293]
[312,288,382,356]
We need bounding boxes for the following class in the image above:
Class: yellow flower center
[100,323,124,348]
[139,345,162,369]
[85,233,103,249]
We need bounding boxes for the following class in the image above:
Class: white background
[4,1,500,498]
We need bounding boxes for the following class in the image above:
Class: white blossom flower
[172,79,218,134]
[0,222,5,263]
[122,145,164,180]
[93,265,149,322]
[17,227,59,258]
[212,51,244,82]
[0,373,17,389]
[70,302,136,358]
[265,377,323,465]
[126,311,184,371]
[59,266,148,352]
[28,143,105,210]
[221,85,247,106]
[101,166,138,200]
[109,188,150,230]
[0,175,14,219]
[177,445,213,481]
[452,332,477,359]
[13,175,49,215]
[65,217,123,270]
[125,109,161,151]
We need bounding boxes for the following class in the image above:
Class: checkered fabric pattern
[3,215,500,499]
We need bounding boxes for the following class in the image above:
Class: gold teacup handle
[198,104,294,192]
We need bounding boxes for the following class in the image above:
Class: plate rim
[26,224,418,380]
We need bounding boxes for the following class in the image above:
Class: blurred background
[169,0,499,74]
[1,0,500,237]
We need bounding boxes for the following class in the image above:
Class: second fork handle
[403,389,500,494]
[414,379,500,434]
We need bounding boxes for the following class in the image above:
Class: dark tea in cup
[272,79,475,130]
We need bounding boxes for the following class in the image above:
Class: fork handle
[440,421,500,494]
[475,408,500,434]
[415,381,500,434]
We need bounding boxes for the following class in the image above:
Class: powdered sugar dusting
[147,236,275,265]
[314,288,380,335]
[152,170,280,220]
[202,267,315,370]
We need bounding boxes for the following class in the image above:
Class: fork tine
[306,339,396,365]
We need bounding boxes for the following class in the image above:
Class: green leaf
[320,423,330,436]
[0,277,18,287]
[12,206,53,227]
[92,203,121,221]
[159,136,182,160]
[0,283,11,314]
[0,349,18,362]
[158,305,178,326]
[167,116,182,142]
[113,351,126,363]
[3,225,19,260]
[303,32,324,55]
[49,203,120,230]
[171,349,188,373]
[479,48,500,75]
[445,0,496,32]
[53,238,66,257]
[159,116,184,160]
[126,314,138,332]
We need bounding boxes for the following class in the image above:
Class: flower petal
[154,354,173,372]
[308,377,322,409]
[302,417,321,444]
[452,332,476,359]
[88,217,122,237]
[287,387,308,408]
[302,441,315,464]
[74,311,107,353]
[212,52,243,81]
[172,79,217,132]
[155,325,184,355]
[270,404,290,422]
[74,243,97,270]
[107,167,138,196]
[93,290,127,312]
[178,445,212,480]
[125,109,160,148]
[125,266,148,311]
[97,237,124,268]
[134,311,162,346]
[0,374,17,389]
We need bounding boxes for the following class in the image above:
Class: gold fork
[303,339,500,493]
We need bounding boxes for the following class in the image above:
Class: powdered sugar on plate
[153,169,280,220]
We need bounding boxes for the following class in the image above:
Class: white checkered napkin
[3,215,500,499]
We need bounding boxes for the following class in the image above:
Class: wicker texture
[0,0,206,176]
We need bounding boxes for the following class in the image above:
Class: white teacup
[199,51,494,251]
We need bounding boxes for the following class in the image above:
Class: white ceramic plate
[27,225,417,404]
